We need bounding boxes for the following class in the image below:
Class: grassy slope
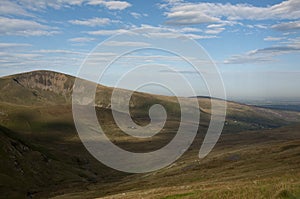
[54,125,300,199]
[0,70,299,198]
[0,125,94,199]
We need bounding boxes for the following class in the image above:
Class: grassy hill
[54,124,300,199]
[0,70,299,198]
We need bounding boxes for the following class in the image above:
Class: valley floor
[52,124,300,199]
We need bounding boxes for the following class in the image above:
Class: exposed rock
[14,71,73,96]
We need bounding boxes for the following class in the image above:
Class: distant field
[257,104,300,112]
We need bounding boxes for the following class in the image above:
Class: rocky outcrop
[13,71,73,96]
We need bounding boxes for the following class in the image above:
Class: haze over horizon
[1,0,300,102]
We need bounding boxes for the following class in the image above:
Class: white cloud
[102,1,131,10]
[68,37,96,43]
[162,0,300,25]
[0,50,84,77]
[207,24,226,29]
[146,32,216,39]
[159,69,204,75]
[0,17,59,36]
[103,41,150,47]
[87,24,217,40]
[0,52,41,59]
[130,12,148,19]
[224,54,274,65]
[0,47,90,76]
[0,51,43,73]
[250,46,300,55]
[205,28,225,35]
[255,24,268,29]
[0,0,33,17]
[14,0,131,11]
[270,0,300,19]
[272,20,300,31]
[16,0,85,10]
[204,23,228,34]
[264,36,285,41]
[87,29,130,35]
[180,27,202,32]
[136,24,216,39]
[69,17,112,26]
[0,43,32,48]
[165,12,220,25]
[224,37,300,64]
[130,12,141,19]
[36,49,87,55]
[87,0,131,10]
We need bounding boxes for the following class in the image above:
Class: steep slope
[0,125,95,199]
[0,118,129,199]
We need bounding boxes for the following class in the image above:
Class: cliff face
[13,71,74,96]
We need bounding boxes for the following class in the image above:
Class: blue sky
[0,0,300,101]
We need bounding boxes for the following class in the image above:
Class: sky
[0,0,300,102]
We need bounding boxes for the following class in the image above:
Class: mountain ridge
[1,70,300,130]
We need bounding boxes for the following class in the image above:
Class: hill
[0,70,299,198]
[1,70,300,131]
[55,124,300,199]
